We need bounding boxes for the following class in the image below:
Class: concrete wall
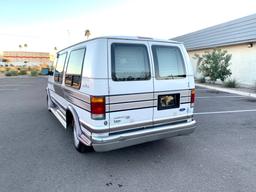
[188,43,256,87]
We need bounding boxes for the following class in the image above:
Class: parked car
[46,36,196,152]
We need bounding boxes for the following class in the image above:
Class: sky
[0,0,256,52]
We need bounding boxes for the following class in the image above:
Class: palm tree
[19,44,22,50]
[23,43,28,66]
[84,29,91,39]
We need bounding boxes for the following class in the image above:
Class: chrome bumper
[91,120,196,152]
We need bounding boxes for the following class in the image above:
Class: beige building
[172,13,256,87]
[1,51,51,66]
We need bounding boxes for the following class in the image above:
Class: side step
[50,107,66,128]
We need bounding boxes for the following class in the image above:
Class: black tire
[68,119,92,153]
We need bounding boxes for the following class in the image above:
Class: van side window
[65,48,85,89]
[152,46,186,80]
[111,43,151,81]
[54,53,67,83]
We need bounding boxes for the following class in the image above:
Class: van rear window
[152,46,186,80]
[111,43,150,81]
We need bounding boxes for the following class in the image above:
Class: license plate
[157,94,180,110]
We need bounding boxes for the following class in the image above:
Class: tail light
[90,96,105,120]
[191,88,196,106]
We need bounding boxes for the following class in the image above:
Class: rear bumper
[91,120,196,152]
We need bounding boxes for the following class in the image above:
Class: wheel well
[66,110,74,129]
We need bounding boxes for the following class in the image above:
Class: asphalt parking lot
[0,77,256,192]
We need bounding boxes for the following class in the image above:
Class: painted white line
[197,95,246,99]
[195,109,256,115]
[196,83,256,98]
[0,88,19,91]
[195,88,209,91]
[0,84,32,87]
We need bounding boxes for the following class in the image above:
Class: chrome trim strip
[51,96,66,115]
[79,134,92,146]
[57,109,66,121]
[153,114,193,127]
[92,120,196,144]
[80,114,193,134]
[80,120,108,133]
[110,121,153,133]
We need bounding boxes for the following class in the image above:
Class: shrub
[19,69,27,75]
[194,49,232,82]
[30,70,39,76]
[224,79,238,88]
[5,70,18,76]
[30,66,41,71]
[0,67,5,73]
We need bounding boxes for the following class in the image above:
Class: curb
[196,83,256,98]
[0,76,48,79]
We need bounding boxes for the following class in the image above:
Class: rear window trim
[111,43,151,82]
[64,47,86,90]
[152,45,186,80]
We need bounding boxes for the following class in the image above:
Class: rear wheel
[68,119,92,153]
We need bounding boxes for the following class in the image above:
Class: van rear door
[149,42,191,125]
[107,39,154,133]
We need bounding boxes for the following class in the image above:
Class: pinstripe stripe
[153,90,190,99]
[63,88,90,103]
[50,81,192,113]
[65,94,90,111]
[109,100,153,112]
[107,93,153,104]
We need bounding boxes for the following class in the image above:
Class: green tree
[194,49,232,82]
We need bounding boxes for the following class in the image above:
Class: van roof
[58,36,181,53]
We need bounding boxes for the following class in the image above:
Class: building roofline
[186,39,256,51]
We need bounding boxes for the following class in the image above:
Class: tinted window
[111,43,150,81]
[65,48,85,89]
[54,53,67,83]
[152,46,186,79]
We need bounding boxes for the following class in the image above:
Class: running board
[50,107,66,128]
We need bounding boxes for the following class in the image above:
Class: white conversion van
[46,36,196,152]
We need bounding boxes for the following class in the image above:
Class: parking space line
[195,109,256,115]
[0,84,32,87]
[197,95,245,99]
[196,83,256,98]
[195,88,208,91]
[0,88,19,91]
